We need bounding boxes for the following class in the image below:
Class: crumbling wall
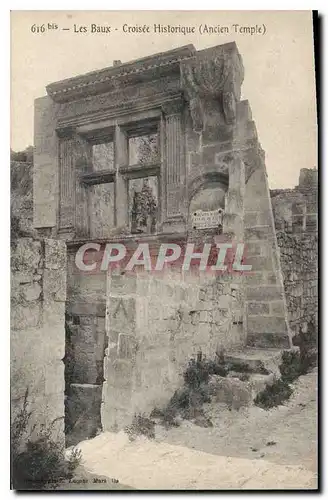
[102,270,245,430]
[11,161,34,237]
[11,238,66,444]
[276,231,318,337]
[271,168,318,341]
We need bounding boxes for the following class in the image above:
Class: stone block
[245,226,270,241]
[43,268,67,301]
[72,346,99,385]
[44,239,66,270]
[189,152,201,170]
[248,373,276,397]
[104,385,132,409]
[247,316,288,334]
[65,384,102,447]
[245,242,262,256]
[270,301,286,316]
[199,310,212,323]
[11,301,42,330]
[68,301,106,317]
[43,300,65,327]
[11,358,46,400]
[213,309,229,323]
[111,274,137,295]
[202,123,233,145]
[202,145,217,165]
[246,285,283,301]
[244,272,266,286]
[208,375,252,409]
[247,331,291,349]
[217,294,231,309]
[236,100,252,122]
[245,256,273,272]
[11,238,42,273]
[109,296,136,332]
[12,271,35,285]
[106,358,134,388]
[248,302,270,315]
[21,282,42,302]
[117,333,138,360]
[44,360,65,396]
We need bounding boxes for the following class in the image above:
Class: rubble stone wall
[276,231,318,337]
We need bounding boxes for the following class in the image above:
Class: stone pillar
[58,135,75,234]
[162,99,186,232]
[74,134,91,238]
[102,269,137,430]
[34,96,60,232]
[114,125,129,228]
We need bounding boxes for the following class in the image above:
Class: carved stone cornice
[47,45,196,104]
[180,42,244,131]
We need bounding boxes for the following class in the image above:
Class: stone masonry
[27,42,316,444]
[11,237,66,445]
[271,168,318,338]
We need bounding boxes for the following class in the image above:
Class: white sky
[11,10,317,188]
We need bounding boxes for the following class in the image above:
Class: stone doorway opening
[63,312,107,447]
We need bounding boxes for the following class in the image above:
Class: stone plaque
[191,209,223,230]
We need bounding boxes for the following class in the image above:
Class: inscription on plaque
[191,209,224,230]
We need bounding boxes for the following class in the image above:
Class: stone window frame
[118,118,162,233]
[77,127,117,232]
[80,126,116,185]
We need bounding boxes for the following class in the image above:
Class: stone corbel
[180,45,244,132]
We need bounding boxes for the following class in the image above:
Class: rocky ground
[155,368,318,473]
[64,368,317,490]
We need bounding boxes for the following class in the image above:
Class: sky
[11,10,317,188]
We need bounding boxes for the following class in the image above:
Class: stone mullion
[74,134,92,237]
[59,137,75,231]
[114,125,129,228]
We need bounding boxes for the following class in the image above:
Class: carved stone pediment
[180,43,244,131]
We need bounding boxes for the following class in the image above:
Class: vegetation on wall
[11,389,81,490]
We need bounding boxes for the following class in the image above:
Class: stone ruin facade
[11,42,317,447]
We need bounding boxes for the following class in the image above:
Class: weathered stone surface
[11,235,66,445]
[247,302,270,315]
[26,41,317,443]
[11,301,42,330]
[247,316,288,334]
[247,331,291,349]
[66,384,102,447]
[246,285,284,301]
[43,268,67,301]
[34,96,60,228]
[11,238,42,272]
[21,282,42,302]
[44,238,66,269]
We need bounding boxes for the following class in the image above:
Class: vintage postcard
[10,10,318,491]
